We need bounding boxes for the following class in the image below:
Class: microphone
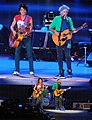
[62,14,67,19]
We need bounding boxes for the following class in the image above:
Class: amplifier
[0,100,4,106]
[73,102,92,110]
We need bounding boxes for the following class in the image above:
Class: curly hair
[19,3,28,12]
[38,77,43,83]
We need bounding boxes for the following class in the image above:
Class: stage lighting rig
[43,11,55,27]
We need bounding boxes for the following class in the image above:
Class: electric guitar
[52,22,88,46]
[32,86,48,99]
[54,87,71,97]
[9,23,31,48]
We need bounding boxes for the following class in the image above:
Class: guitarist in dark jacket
[49,5,77,78]
[10,3,34,76]
[52,79,65,110]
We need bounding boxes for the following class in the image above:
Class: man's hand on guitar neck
[72,28,78,33]
[55,89,63,92]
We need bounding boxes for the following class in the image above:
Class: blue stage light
[18,104,23,108]
[0,24,3,30]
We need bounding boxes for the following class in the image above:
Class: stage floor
[0,55,92,87]
[0,74,90,86]
[44,109,92,120]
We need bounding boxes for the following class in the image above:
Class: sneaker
[67,69,72,78]
[67,74,72,78]
[30,71,34,76]
[55,107,60,110]
[13,71,20,76]
[54,74,65,79]
[60,107,65,111]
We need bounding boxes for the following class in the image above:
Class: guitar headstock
[81,22,88,29]
[68,87,71,90]
[64,87,71,91]
[45,85,48,89]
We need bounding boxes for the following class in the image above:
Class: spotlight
[43,11,55,27]
[18,104,23,108]
[0,24,3,30]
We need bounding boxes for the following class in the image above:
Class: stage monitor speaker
[90,105,92,112]
[87,52,92,67]
[73,102,92,110]
[32,32,45,48]
[0,25,10,53]
[31,31,55,49]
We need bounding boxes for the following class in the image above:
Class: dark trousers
[56,43,71,75]
[36,94,43,109]
[14,37,34,72]
[55,96,62,109]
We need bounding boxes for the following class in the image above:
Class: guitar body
[32,89,43,99]
[54,87,71,97]
[13,34,23,47]
[52,29,72,46]
[54,89,64,97]
[32,90,42,99]
[9,23,31,48]
[9,30,23,48]
[52,22,88,46]
[32,85,48,99]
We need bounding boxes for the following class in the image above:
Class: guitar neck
[69,27,82,35]
[75,26,84,32]
[64,87,71,91]
[70,24,87,34]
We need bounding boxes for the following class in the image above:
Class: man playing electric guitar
[10,3,34,76]
[52,79,71,110]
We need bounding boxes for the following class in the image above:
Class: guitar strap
[24,15,29,38]
[58,17,71,47]
[24,15,28,26]
[58,17,64,46]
